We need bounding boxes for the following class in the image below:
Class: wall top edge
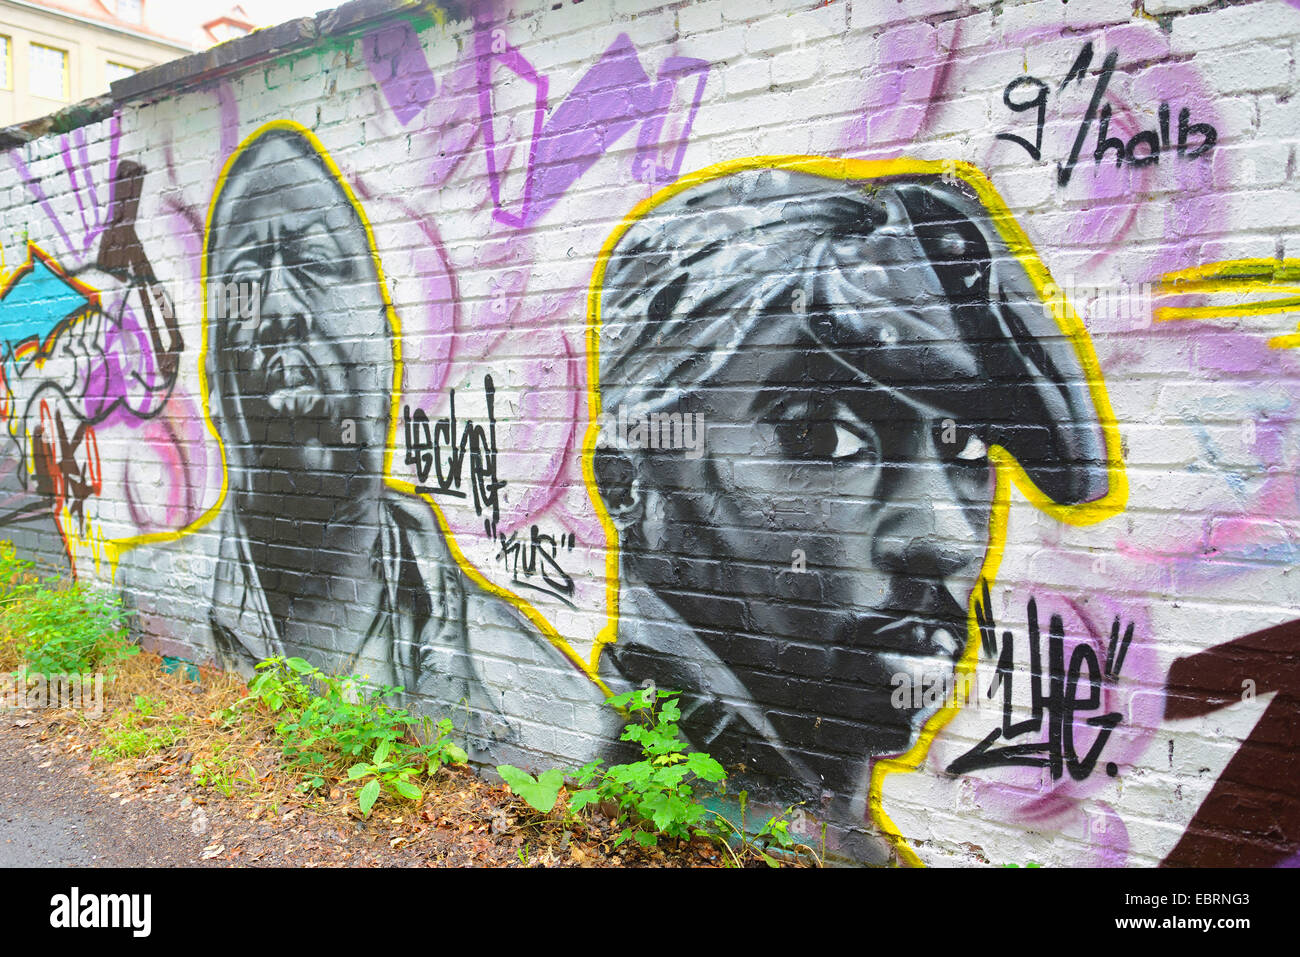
[0,0,479,149]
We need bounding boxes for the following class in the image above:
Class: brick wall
[2,0,1298,866]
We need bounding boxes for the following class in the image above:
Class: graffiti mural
[584,157,1125,841]
[0,128,184,574]
[192,121,613,764]
[3,0,1300,865]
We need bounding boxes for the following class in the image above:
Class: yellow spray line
[1155,259,1300,346]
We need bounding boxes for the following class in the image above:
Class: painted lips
[259,347,325,416]
[833,611,968,720]
[869,617,968,732]
[846,614,966,663]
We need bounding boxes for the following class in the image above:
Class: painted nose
[258,254,307,340]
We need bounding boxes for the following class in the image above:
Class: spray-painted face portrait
[207,127,392,506]
[198,124,613,751]
[203,126,404,676]
[592,166,1109,808]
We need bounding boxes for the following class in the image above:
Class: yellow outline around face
[582,155,1128,866]
[102,132,1127,865]
[105,118,609,690]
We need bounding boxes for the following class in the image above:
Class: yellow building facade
[0,0,191,126]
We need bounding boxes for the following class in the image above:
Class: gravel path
[0,713,216,867]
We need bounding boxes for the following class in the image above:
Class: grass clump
[93,693,188,760]
[0,541,137,677]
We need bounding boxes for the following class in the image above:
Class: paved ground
[0,713,214,867]
[0,708,556,869]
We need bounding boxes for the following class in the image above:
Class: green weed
[229,655,467,817]
[499,687,821,866]
[0,541,137,677]
[93,694,186,760]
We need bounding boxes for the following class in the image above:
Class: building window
[106,62,137,85]
[29,44,69,101]
[0,37,11,91]
[115,0,143,24]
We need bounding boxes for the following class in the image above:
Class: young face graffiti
[592,166,1109,800]
[206,129,392,514]
[694,341,994,769]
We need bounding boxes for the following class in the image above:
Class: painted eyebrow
[216,219,348,274]
[751,376,903,422]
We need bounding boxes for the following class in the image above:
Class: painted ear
[592,445,642,527]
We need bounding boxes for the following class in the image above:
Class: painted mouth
[832,609,969,727]
[867,616,965,665]
[260,348,325,417]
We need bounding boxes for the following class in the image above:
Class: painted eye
[956,434,988,461]
[223,256,261,288]
[831,423,868,460]
[764,397,881,465]
[772,415,877,463]
[294,255,348,282]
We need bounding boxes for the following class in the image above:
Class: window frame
[0,36,12,92]
[29,42,70,102]
[104,61,138,86]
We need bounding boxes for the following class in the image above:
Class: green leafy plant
[498,687,822,865]
[498,688,725,849]
[0,542,137,678]
[230,655,467,818]
[347,718,467,816]
[711,791,823,868]
[190,742,247,798]
[571,688,726,848]
[236,655,316,715]
[496,765,566,814]
[0,541,35,599]
[349,737,418,817]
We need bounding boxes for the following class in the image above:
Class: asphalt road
[0,713,211,867]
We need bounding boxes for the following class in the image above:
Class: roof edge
[110,0,459,103]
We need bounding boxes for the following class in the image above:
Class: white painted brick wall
[2,0,1299,868]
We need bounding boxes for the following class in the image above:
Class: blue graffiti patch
[0,253,90,350]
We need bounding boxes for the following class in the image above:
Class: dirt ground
[0,655,784,868]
